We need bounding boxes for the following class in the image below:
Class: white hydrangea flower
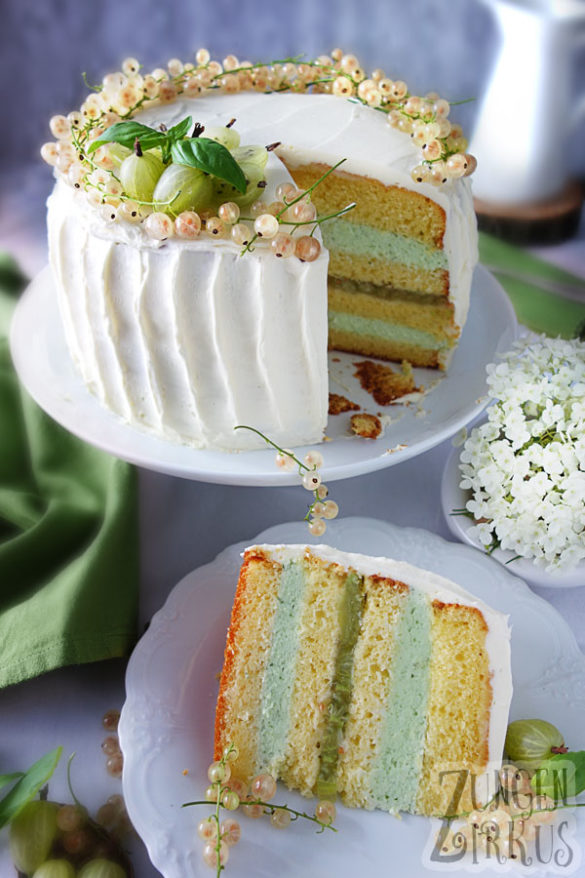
[458,334,585,573]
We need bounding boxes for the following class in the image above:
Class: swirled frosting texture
[48,174,329,450]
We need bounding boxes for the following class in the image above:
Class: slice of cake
[214,544,512,817]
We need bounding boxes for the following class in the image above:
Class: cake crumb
[385,443,408,454]
[328,392,360,415]
[350,413,383,439]
[353,359,421,405]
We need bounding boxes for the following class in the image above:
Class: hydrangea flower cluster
[459,335,585,573]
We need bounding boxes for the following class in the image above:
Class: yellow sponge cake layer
[415,602,492,817]
[336,576,407,807]
[214,551,284,782]
[282,161,466,367]
[328,282,457,368]
[215,545,512,817]
[286,163,446,248]
[330,249,449,296]
[280,554,348,795]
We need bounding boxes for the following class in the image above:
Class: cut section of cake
[214,544,512,817]
[136,91,478,372]
[286,162,463,367]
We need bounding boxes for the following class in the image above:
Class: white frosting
[47,91,478,449]
[250,543,513,792]
[48,152,329,450]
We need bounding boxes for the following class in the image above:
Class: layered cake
[214,545,512,817]
[42,50,478,450]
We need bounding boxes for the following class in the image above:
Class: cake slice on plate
[215,544,512,817]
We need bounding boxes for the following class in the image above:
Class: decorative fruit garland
[41,49,476,260]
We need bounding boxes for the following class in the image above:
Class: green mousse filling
[328,310,450,350]
[370,588,432,813]
[322,219,448,272]
[257,560,306,771]
[316,570,364,800]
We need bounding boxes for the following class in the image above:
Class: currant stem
[234,425,310,472]
[277,202,357,231]
[209,56,305,82]
[182,798,337,834]
[248,798,338,833]
[81,71,102,92]
[238,159,350,257]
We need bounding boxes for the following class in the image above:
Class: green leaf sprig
[88,115,193,163]
[532,751,585,800]
[0,747,62,830]
[88,115,247,192]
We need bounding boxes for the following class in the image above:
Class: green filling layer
[322,219,448,272]
[257,560,306,772]
[329,310,450,350]
[316,571,364,800]
[370,588,432,813]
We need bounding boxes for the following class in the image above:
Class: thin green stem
[210,56,305,82]
[182,798,337,834]
[504,555,523,565]
[81,71,102,92]
[212,781,223,876]
[278,202,357,232]
[250,799,337,833]
[239,159,350,256]
[233,425,330,524]
[233,425,309,472]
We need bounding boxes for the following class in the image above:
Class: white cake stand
[10,265,517,485]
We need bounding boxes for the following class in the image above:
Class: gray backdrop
[1,0,584,189]
[1,0,499,165]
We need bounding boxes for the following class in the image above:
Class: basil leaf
[88,121,167,153]
[171,137,247,193]
[167,115,193,142]
[0,747,62,829]
[531,751,585,800]
[0,772,24,792]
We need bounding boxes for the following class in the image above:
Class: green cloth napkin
[479,232,585,338]
[0,253,139,688]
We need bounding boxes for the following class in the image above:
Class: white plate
[442,444,585,589]
[119,517,585,878]
[10,265,517,486]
